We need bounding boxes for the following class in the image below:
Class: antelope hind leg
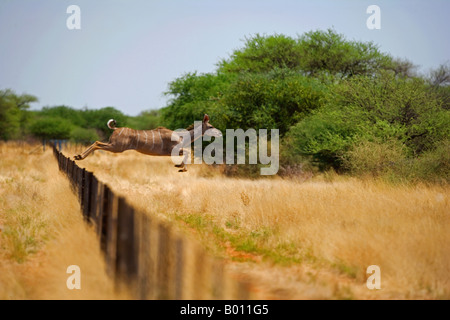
[74,141,110,160]
[175,150,189,172]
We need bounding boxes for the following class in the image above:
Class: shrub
[70,127,99,144]
[409,140,450,183]
[284,71,450,172]
[218,69,326,134]
[341,138,409,177]
[29,117,72,140]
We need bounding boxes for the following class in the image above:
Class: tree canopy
[160,29,449,182]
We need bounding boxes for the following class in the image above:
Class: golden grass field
[0,142,130,299]
[1,142,449,299]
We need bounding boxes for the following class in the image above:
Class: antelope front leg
[174,149,189,172]
[176,162,188,172]
[74,141,111,160]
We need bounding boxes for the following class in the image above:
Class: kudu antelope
[73,114,222,172]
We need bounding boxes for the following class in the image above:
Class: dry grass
[0,142,130,299]
[66,144,450,299]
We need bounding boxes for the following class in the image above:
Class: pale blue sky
[0,0,449,115]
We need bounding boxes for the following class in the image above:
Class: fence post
[83,171,93,221]
[94,181,105,235]
[67,160,73,183]
[235,277,252,300]
[210,258,225,299]
[193,245,208,299]
[65,156,69,174]
[146,214,159,299]
[88,176,99,225]
[137,213,152,299]
[156,222,174,299]
[115,197,139,295]
[72,162,78,190]
[77,167,85,206]
[173,235,185,300]
[104,187,118,278]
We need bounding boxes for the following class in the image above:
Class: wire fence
[52,144,255,299]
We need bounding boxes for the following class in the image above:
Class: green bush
[218,29,395,78]
[0,89,38,140]
[29,117,72,140]
[284,71,450,173]
[161,72,232,129]
[70,127,99,144]
[126,110,161,130]
[29,105,128,141]
[283,104,371,170]
[218,68,326,134]
[218,34,302,73]
[296,29,393,78]
[81,107,127,138]
[38,105,86,127]
[409,140,450,183]
[341,138,409,177]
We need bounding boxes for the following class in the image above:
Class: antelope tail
[107,119,117,130]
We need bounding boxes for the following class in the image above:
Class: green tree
[39,105,86,127]
[126,109,161,130]
[218,68,326,134]
[218,34,302,74]
[296,29,392,78]
[284,71,450,170]
[161,72,231,129]
[0,89,38,140]
[82,106,127,138]
[70,127,99,144]
[30,117,72,140]
[218,30,397,79]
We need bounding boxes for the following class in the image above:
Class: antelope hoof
[74,155,81,160]
[178,169,187,172]
[174,164,183,168]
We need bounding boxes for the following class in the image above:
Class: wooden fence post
[173,235,185,300]
[235,277,251,300]
[83,171,93,221]
[72,163,78,191]
[193,245,208,299]
[56,151,60,170]
[62,155,66,174]
[210,258,225,299]
[145,213,159,299]
[94,181,104,235]
[77,167,85,206]
[64,156,68,173]
[104,187,118,278]
[156,222,172,299]
[67,160,73,183]
[137,213,153,299]
[88,176,99,225]
[115,197,139,295]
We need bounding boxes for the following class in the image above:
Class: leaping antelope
[73,114,222,172]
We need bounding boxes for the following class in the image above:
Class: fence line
[51,144,256,299]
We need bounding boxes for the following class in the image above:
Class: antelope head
[201,114,222,137]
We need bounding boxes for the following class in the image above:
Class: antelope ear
[203,114,210,123]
